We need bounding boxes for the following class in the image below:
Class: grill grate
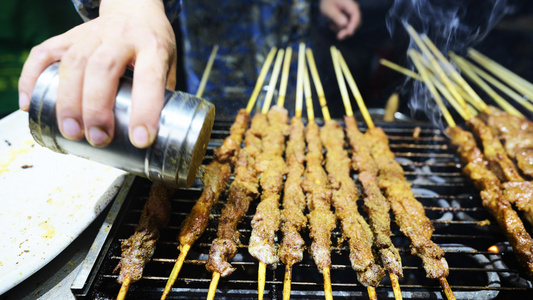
[72,119,533,299]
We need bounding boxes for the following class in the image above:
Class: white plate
[0,110,127,295]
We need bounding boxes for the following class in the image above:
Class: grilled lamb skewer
[478,106,533,178]
[320,119,385,287]
[205,113,266,276]
[367,126,449,280]
[114,182,174,284]
[302,120,337,280]
[344,117,403,280]
[465,117,533,227]
[177,109,249,248]
[248,106,289,267]
[160,109,249,298]
[278,116,307,272]
[447,126,533,279]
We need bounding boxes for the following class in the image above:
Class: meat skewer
[300,53,337,300]
[205,48,284,300]
[116,183,174,300]
[406,47,533,279]
[247,48,289,300]
[443,53,533,228]
[159,47,276,300]
[342,47,456,299]
[332,48,403,300]
[309,47,385,300]
[279,43,307,300]
[446,125,533,279]
[117,45,220,300]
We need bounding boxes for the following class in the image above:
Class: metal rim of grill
[71,118,533,299]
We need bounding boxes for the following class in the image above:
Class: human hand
[320,0,361,40]
[18,0,177,148]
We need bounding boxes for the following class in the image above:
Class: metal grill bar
[71,120,533,299]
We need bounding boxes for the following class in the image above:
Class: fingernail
[88,127,110,146]
[62,118,81,139]
[19,92,30,110]
[132,126,150,148]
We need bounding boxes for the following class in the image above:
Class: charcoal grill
[71,117,533,299]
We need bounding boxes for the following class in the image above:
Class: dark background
[2,0,533,122]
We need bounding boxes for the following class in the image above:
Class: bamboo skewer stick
[468,48,533,100]
[206,272,220,300]
[330,47,354,118]
[295,43,306,119]
[282,43,306,300]
[335,48,402,300]
[196,45,219,97]
[246,48,278,113]
[380,58,421,80]
[429,74,472,120]
[262,49,286,114]
[449,52,524,118]
[117,275,131,300]
[278,47,293,107]
[419,34,486,111]
[306,48,331,121]
[258,262,267,300]
[380,59,480,113]
[337,48,376,128]
[405,25,468,113]
[303,57,315,122]
[465,58,533,113]
[409,50,456,127]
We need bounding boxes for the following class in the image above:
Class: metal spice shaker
[28,62,215,188]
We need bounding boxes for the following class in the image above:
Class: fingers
[56,40,101,141]
[82,42,135,147]
[321,0,349,31]
[336,1,361,40]
[320,0,362,40]
[129,42,174,148]
[18,36,70,111]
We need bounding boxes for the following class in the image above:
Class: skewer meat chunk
[468,117,524,183]
[447,126,533,279]
[366,126,449,279]
[249,106,289,266]
[345,117,403,278]
[321,120,385,287]
[114,183,173,283]
[502,181,533,226]
[279,117,307,267]
[205,113,267,277]
[301,122,336,272]
[479,106,533,177]
[178,109,249,248]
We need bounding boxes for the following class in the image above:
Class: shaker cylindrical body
[29,63,215,188]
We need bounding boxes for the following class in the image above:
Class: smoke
[386,0,510,127]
